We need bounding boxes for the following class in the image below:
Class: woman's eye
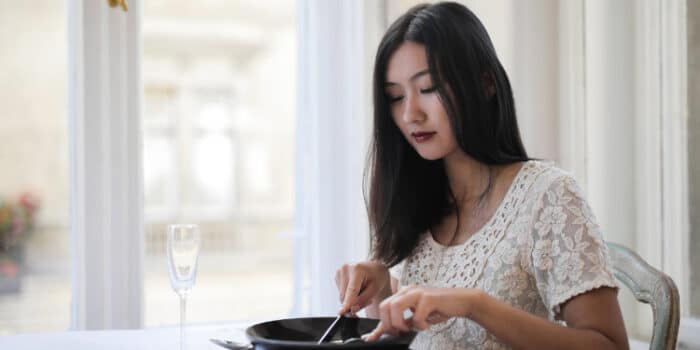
[388,96,403,104]
[420,86,437,94]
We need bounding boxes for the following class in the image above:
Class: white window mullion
[68,0,143,330]
[295,0,381,315]
[630,0,664,340]
[125,0,145,319]
[659,0,689,311]
[633,0,663,283]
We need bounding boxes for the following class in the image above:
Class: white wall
[507,0,560,163]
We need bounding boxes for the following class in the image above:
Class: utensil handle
[317,315,344,344]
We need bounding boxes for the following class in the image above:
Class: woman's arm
[470,287,628,350]
[366,286,628,350]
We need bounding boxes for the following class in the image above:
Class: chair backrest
[606,242,680,350]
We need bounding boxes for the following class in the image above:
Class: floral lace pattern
[390,161,617,350]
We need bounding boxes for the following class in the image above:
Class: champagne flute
[167,224,201,350]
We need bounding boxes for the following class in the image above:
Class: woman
[334,2,629,349]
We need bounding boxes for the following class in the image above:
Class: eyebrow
[384,69,430,86]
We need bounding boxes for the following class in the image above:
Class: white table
[0,322,250,350]
[0,324,651,350]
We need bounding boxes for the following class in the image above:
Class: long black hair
[367,2,529,267]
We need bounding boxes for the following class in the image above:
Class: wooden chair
[606,242,680,350]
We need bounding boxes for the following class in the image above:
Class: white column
[295,0,379,315]
[68,0,143,329]
[658,0,688,316]
[632,0,663,289]
[558,0,588,186]
[628,0,664,339]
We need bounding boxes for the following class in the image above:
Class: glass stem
[180,293,186,350]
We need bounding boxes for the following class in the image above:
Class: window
[0,1,70,333]
[141,0,297,325]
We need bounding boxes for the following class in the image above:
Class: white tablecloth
[0,321,251,350]
[0,323,653,350]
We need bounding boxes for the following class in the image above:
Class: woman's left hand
[364,286,482,341]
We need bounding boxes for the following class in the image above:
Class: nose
[401,93,426,124]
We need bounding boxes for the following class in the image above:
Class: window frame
[67,0,380,327]
[68,0,144,329]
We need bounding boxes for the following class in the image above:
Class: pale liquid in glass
[167,224,200,350]
[168,240,199,293]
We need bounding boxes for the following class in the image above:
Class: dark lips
[411,132,436,143]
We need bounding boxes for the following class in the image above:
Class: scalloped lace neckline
[426,161,533,251]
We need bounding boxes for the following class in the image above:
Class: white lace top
[390,161,617,350]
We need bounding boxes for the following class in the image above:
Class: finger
[395,284,417,295]
[411,294,448,330]
[347,282,379,312]
[377,299,400,337]
[334,268,341,289]
[389,292,417,332]
[410,296,431,330]
[363,321,387,342]
[341,268,365,311]
[364,315,399,342]
[336,266,348,304]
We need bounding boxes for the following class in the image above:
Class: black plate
[245,317,416,349]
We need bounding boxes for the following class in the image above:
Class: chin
[416,150,447,161]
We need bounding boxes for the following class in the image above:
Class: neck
[443,150,492,207]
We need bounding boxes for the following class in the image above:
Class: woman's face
[384,41,460,161]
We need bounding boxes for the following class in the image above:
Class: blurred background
[0,0,697,348]
[0,0,297,331]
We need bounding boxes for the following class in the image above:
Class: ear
[482,72,496,99]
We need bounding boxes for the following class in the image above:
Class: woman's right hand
[335,261,391,315]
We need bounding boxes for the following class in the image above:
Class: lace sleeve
[529,173,617,320]
[389,260,404,284]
